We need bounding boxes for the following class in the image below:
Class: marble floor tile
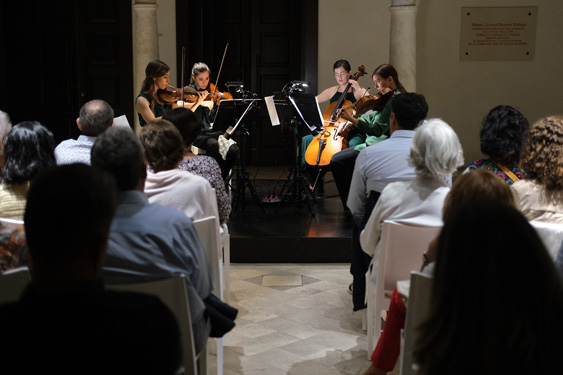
[223,264,373,375]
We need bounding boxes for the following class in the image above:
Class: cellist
[301,59,368,191]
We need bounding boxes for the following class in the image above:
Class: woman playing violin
[136,60,208,127]
[185,62,238,179]
[331,63,406,209]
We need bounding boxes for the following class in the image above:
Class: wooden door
[178,0,318,166]
[0,0,133,144]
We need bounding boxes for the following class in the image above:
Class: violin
[304,65,366,168]
[201,83,233,105]
[157,85,199,105]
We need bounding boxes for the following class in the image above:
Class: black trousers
[351,190,380,311]
[330,147,359,209]
[193,133,239,180]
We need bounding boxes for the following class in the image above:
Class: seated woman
[139,119,219,223]
[361,169,516,375]
[162,108,231,225]
[413,201,563,375]
[466,105,528,184]
[360,118,464,294]
[0,122,56,219]
[511,115,563,223]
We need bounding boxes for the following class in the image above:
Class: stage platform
[227,167,353,263]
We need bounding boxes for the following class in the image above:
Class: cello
[304,65,366,168]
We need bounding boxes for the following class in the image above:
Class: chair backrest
[0,218,28,272]
[377,221,441,293]
[0,267,31,304]
[107,276,198,375]
[529,220,563,259]
[193,216,222,300]
[401,271,433,375]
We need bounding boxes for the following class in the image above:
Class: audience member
[347,92,428,311]
[466,105,528,184]
[92,126,213,353]
[413,201,563,375]
[0,164,181,374]
[0,122,56,219]
[163,107,231,224]
[0,110,12,181]
[139,119,219,222]
[512,115,563,223]
[361,169,515,375]
[55,99,114,165]
[360,118,463,306]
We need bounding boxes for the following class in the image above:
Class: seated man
[91,126,213,353]
[0,164,181,374]
[55,99,114,165]
[347,93,429,312]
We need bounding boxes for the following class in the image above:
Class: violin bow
[212,43,229,96]
[180,46,186,107]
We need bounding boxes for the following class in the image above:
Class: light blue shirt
[101,190,213,349]
[54,135,96,165]
[347,129,416,222]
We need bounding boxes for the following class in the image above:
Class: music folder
[287,93,324,132]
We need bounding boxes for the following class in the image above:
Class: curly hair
[139,119,184,172]
[3,121,56,184]
[519,115,563,192]
[480,105,529,167]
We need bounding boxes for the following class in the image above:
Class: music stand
[274,91,323,216]
[219,98,264,212]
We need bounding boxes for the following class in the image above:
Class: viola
[157,85,199,105]
[337,88,396,136]
[304,65,366,168]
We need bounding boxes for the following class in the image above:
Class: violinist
[331,64,406,209]
[136,60,207,127]
[302,59,368,191]
[185,62,238,179]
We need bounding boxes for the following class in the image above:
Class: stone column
[133,0,159,130]
[389,0,418,92]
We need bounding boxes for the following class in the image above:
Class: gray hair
[0,110,12,146]
[91,127,144,191]
[409,118,464,180]
[79,100,114,137]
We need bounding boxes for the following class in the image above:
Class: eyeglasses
[334,72,348,78]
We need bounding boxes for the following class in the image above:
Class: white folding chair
[400,272,433,375]
[220,224,230,304]
[108,276,204,375]
[529,220,563,259]
[366,221,441,357]
[193,216,224,375]
[0,267,31,304]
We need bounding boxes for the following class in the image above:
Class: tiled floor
[212,263,374,375]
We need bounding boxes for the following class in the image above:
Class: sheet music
[264,95,280,126]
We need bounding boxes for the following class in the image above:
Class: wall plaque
[460,7,537,61]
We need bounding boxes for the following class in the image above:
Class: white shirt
[347,130,416,222]
[54,135,97,165]
[144,168,219,222]
[360,178,449,293]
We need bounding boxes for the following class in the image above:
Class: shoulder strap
[496,162,520,182]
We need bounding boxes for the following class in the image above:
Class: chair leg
[222,232,231,304]
[215,338,223,375]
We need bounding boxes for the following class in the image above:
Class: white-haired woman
[359,118,464,291]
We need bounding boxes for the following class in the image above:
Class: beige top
[0,182,29,220]
[511,179,563,224]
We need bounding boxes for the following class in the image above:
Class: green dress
[353,89,402,151]
[137,92,172,127]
